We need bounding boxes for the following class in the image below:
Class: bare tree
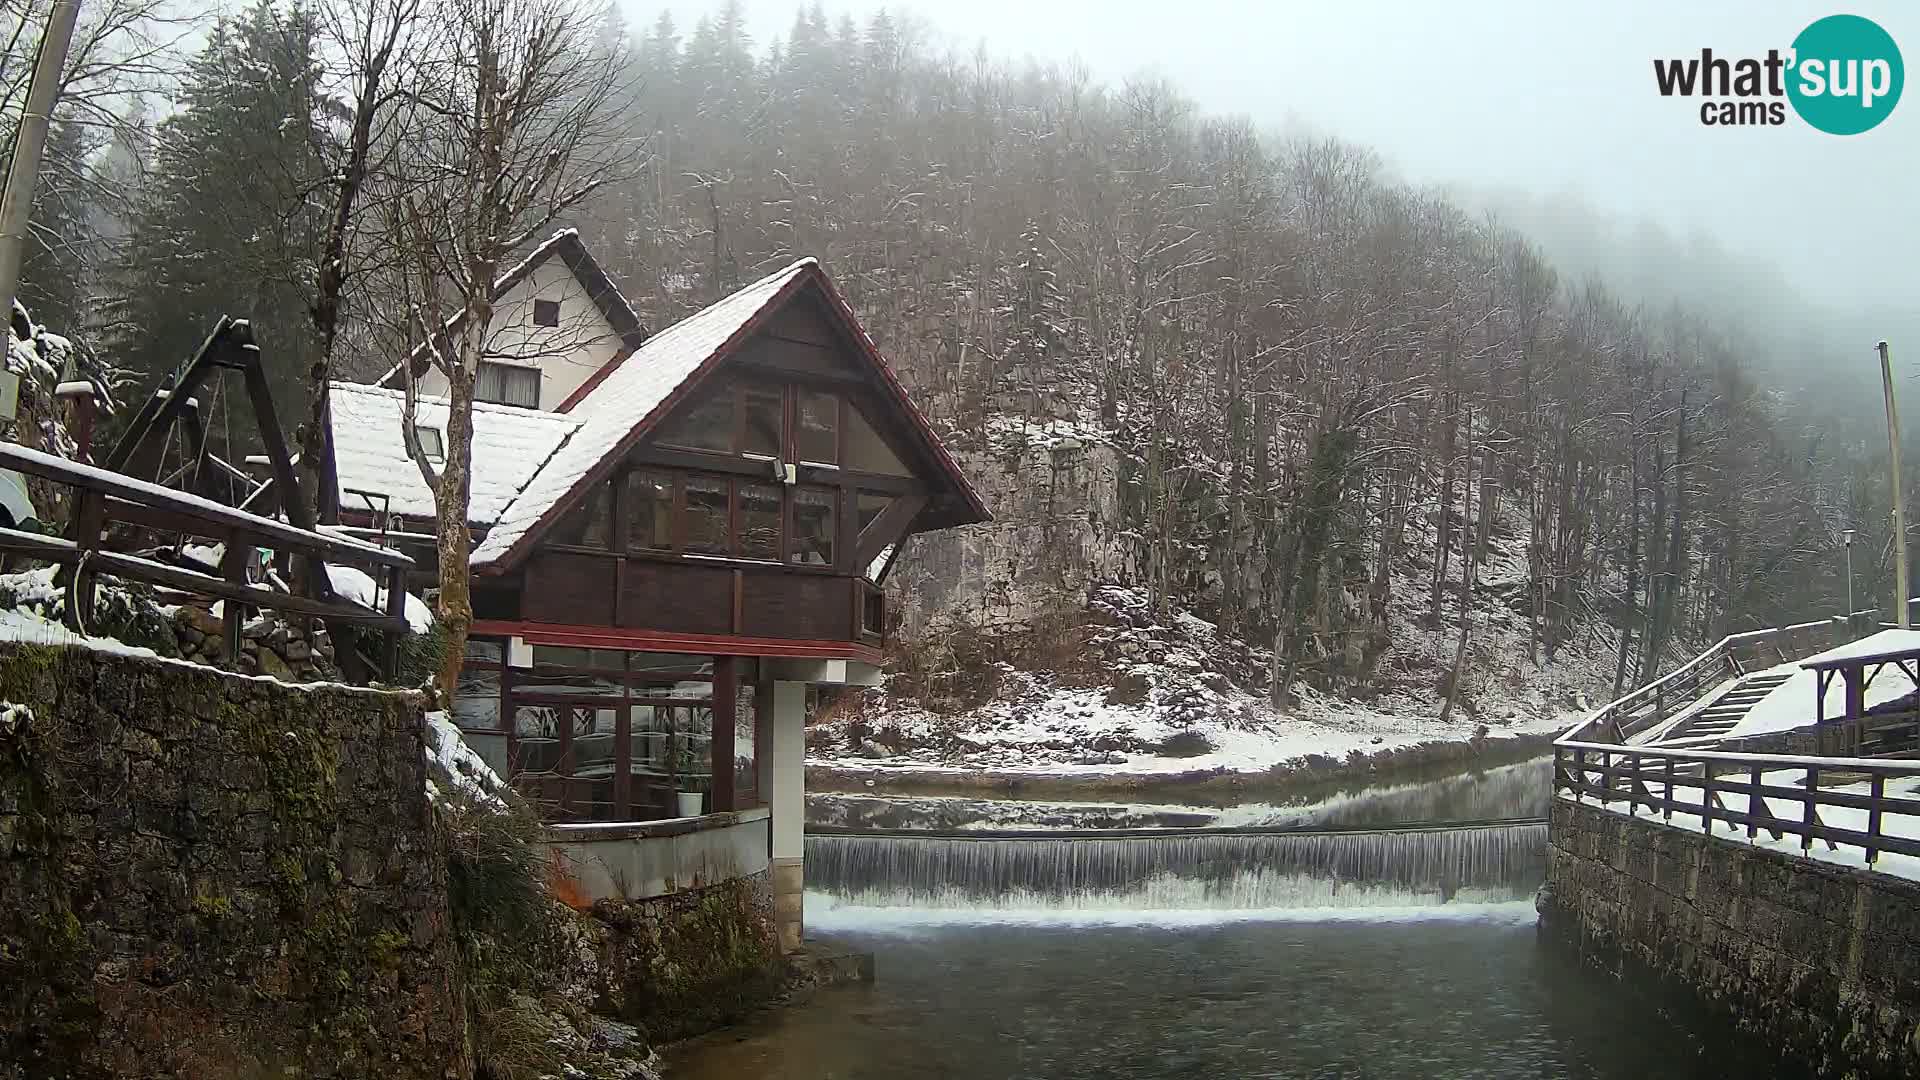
[299,0,424,521]
[382,0,634,692]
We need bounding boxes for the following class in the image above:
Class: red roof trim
[471,619,884,663]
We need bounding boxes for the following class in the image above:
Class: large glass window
[739,483,782,559]
[656,379,735,452]
[791,488,836,566]
[626,470,674,551]
[796,389,839,464]
[553,482,610,547]
[743,384,783,457]
[684,477,730,554]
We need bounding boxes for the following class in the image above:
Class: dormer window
[532,298,561,327]
[416,425,446,463]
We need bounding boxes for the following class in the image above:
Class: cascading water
[806,821,1546,910]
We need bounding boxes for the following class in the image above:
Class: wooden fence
[1554,739,1920,866]
[0,441,412,677]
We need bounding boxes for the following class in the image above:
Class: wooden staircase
[1661,670,1795,742]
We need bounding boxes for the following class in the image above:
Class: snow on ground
[1572,767,1920,882]
[849,483,1622,779]
[811,672,1571,777]
[423,709,508,808]
[1726,665,1918,739]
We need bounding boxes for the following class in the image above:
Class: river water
[671,757,1785,1079]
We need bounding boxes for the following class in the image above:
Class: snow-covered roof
[328,382,580,524]
[470,259,818,566]
[1800,628,1920,669]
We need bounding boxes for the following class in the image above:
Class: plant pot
[675,790,704,818]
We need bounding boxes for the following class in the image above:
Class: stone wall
[1543,798,1920,1079]
[592,872,784,1044]
[0,640,467,1079]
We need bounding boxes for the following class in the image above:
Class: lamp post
[1843,528,1857,625]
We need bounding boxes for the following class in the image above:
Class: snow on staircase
[1654,669,1796,743]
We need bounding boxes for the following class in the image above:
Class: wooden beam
[855,493,926,567]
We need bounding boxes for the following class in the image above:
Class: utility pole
[1881,340,1908,628]
[0,0,82,387]
[1843,528,1857,624]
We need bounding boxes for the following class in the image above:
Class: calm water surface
[671,907,1783,1080]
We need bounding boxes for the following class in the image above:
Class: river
[670,757,1785,1079]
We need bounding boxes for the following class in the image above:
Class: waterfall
[805,822,1546,910]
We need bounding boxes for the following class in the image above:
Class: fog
[636,0,1916,329]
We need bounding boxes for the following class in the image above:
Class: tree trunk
[434,356,477,696]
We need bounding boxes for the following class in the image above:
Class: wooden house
[327,232,987,947]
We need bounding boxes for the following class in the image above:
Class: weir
[806,820,1547,909]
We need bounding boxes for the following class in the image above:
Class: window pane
[463,638,504,663]
[532,299,561,327]
[845,404,910,475]
[477,362,540,409]
[515,671,624,699]
[743,384,783,457]
[453,667,501,730]
[628,652,714,679]
[684,477,730,554]
[553,482,610,547]
[734,679,757,805]
[739,483,781,560]
[571,707,619,780]
[626,470,674,551]
[796,390,838,463]
[791,488,836,566]
[632,704,671,771]
[656,381,734,452]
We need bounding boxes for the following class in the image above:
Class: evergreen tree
[111,0,327,438]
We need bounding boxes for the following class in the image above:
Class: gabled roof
[328,382,581,524]
[379,228,647,387]
[469,258,990,571]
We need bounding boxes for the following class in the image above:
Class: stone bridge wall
[1543,797,1920,1079]
[0,640,466,1079]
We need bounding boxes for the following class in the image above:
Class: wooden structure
[0,441,411,672]
[332,254,989,825]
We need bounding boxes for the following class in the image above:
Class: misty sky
[636,0,1917,312]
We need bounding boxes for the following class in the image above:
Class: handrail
[1559,615,1871,746]
[0,440,414,681]
[1553,740,1920,867]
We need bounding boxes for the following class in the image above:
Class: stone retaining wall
[1543,797,1920,1079]
[0,640,467,1079]
[593,872,784,1044]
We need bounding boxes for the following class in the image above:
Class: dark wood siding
[741,572,852,641]
[521,552,616,625]
[618,559,733,636]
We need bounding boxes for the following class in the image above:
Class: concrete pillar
[769,680,806,952]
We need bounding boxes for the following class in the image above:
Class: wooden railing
[0,441,413,678]
[1561,617,1869,746]
[1553,739,1920,866]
